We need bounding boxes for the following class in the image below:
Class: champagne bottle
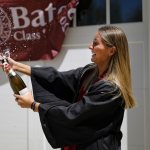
[1,57,28,95]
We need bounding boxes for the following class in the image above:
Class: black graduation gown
[31,64,124,150]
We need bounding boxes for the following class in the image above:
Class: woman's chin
[91,57,95,63]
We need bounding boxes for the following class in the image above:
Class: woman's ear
[109,46,116,56]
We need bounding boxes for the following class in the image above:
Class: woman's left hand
[14,91,34,108]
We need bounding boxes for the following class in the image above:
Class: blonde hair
[98,25,136,108]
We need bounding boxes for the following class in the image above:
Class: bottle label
[19,87,29,95]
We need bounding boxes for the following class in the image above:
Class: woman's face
[89,32,115,67]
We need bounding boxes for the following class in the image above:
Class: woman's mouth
[92,52,96,57]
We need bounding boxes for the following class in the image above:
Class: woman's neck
[98,64,108,79]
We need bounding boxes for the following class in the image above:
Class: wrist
[34,102,40,112]
[30,101,40,112]
[31,101,36,111]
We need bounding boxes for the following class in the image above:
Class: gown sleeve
[31,70,123,148]
[31,66,82,103]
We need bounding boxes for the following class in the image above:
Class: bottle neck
[8,68,16,76]
[2,58,16,76]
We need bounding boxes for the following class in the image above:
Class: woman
[4,25,136,150]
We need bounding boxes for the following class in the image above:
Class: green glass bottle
[1,57,28,95]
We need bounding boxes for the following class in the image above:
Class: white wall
[0,72,28,150]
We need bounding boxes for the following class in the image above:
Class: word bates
[9,3,75,31]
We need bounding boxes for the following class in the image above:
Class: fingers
[4,64,11,71]
[15,98,18,102]
[13,93,33,109]
[15,96,25,108]
[14,94,22,105]
[7,57,15,66]
[14,94,21,99]
[7,57,13,62]
[0,63,11,72]
[15,97,20,106]
[14,94,21,104]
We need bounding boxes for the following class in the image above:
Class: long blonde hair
[98,25,136,108]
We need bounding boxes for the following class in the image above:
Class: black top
[31,64,124,150]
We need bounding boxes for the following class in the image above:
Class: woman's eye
[93,41,98,47]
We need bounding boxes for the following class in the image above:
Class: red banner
[0,0,79,61]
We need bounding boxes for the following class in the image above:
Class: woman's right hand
[0,57,18,72]
[7,57,18,71]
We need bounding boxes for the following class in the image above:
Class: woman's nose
[88,43,93,50]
